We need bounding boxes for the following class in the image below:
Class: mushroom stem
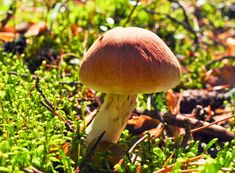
[85,94,137,145]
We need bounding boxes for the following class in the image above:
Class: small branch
[162,150,175,168]
[35,77,75,132]
[132,112,234,141]
[59,81,82,86]
[171,0,192,31]
[35,77,54,110]
[221,167,235,172]
[190,114,235,134]
[205,56,235,70]
[147,10,191,31]
[160,12,198,44]
[128,123,163,154]
[170,0,199,44]
[6,73,76,134]
[145,0,199,45]
[123,0,140,27]
[114,159,124,173]
[0,5,16,30]
[155,155,204,173]
[23,166,43,173]
[162,113,234,141]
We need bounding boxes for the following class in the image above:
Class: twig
[205,55,235,70]
[144,9,190,30]
[162,150,175,168]
[171,0,192,31]
[221,167,235,172]
[162,113,234,141]
[123,0,140,27]
[144,0,199,45]
[159,12,198,45]
[190,114,235,134]
[128,123,163,154]
[35,77,54,109]
[155,155,204,173]
[133,112,234,141]
[0,5,16,30]
[180,169,199,173]
[23,166,43,173]
[170,0,199,44]
[35,77,75,132]
[165,14,192,32]
[59,81,82,86]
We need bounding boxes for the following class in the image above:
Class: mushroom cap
[79,27,181,94]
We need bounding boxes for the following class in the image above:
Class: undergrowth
[0,0,234,172]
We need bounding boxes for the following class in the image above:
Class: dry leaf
[70,24,83,36]
[166,89,182,114]
[15,22,33,34]
[0,25,16,33]
[74,0,87,4]
[225,37,235,56]
[71,23,79,36]
[0,32,16,42]
[143,123,164,139]
[141,0,153,5]
[61,142,70,154]
[204,65,235,87]
[136,164,142,173]
[25,22,47,37]
[217,29,233,43]
[127,115,161,135]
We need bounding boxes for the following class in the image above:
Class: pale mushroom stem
[85,94,137,145]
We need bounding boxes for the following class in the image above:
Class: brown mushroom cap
[79,27,181,94]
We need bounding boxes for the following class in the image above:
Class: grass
[0,0,234,172]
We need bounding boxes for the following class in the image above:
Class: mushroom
[79,27,181,145]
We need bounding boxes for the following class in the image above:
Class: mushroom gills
[85,94,137,144]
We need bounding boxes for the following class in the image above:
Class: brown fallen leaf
[136,164,142,173]
[143,123,164,139]
[71,23,80,36]
[217,29,233,44]
[128,123,164,154]
[166,89,182,114]
[0,25,16,33]
[225,37,235,56]
[0,32,16,42]
[114,159,124,173]
[204,65,235,87]
[140,0,153,5]
[74,0,87,4]
[15,22,33,34]
[25,22,48,37]
[127,115,161,135]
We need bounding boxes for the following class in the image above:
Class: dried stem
[205,55,235,70]
[123,0,140,27]
[35,77,75,132]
